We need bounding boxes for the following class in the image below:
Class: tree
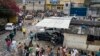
[0,0,20,18]
[84,0,91,7]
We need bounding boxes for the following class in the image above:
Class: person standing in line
[9,31,14,42]
[28,40,33,56]
[13,27,16,35]
[91,51,95,56]
[17,42,23,56]
[22,27,26,37]
[25,46,30,56]
[48,48,54,56]
[24,43,30,56]
[56,47,60,56]
[5,37,11,52]
[35,44,41,56]
[59,46,63,56]
[46,46,51,56]
[71,49,79,56]
[96,48,100,56]
[62,46,67,56]
[11,39,17,56]
[41,13,44,19]
[71,50,75,56]
[40,47,45,56]
[23,43,27,56]
[29,31,34,41]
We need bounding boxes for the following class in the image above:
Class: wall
[60,0,85,4]
[64,33,100,51]
[9,16,18,23]
[91,0,100,2]
[63,33,87,50]
[87,45,100,51]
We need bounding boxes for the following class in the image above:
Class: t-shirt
[6,40,11,47]
[22,27,26,32]
[96,51,100,56]
[11,40,17,49]
[29,47,33,53]
[36,47,40,51]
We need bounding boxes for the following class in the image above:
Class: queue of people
[4,37,100,56]
[4,27,100,56]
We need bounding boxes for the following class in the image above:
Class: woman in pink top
[6,39,11,52]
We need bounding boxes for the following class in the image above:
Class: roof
[35,16,72,29]
[90,4,100,7]
[70,20,100,27]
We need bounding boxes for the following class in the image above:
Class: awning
[35,17,72,29]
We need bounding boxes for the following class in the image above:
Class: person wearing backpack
[28,40,33,56]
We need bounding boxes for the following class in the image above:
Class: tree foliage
[0,0,20,18]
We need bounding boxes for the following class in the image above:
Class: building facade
[45,0,85,15]
[16,0,87,12]
[16,0,45,10]
[89,0,100,17]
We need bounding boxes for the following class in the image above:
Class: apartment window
[66,4,68,7]
[57,6,63,10]
[57,7,60,9]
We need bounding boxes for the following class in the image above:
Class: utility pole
[22,0,26,26]
[33,0,34,10]
[69,0,71,16]
[44,0,46,11]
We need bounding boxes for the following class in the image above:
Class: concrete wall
[64,33,100,51]
[87,45,100,51]
[63,33,87,50]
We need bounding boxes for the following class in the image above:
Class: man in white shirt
[11,40,17,52]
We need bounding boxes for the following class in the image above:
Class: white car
[5,23,14,30]
[25,15,33,20]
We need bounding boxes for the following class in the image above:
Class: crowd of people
[3,9,100,56]
[5,32,100,56]
[4,39,100,56]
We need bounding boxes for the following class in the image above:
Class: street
[0,0,100,55]
[0,18,58,56]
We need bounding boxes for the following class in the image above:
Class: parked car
[5,23,14,30]
[51,32,64,45]
[25,15,33,20]
[35,32,52,41]
[35,31,64,45]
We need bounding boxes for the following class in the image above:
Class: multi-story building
[88,0,100,17]
[45,0,85,10]
[16,0,45,10]
[16,0,87,12]
[45,0,85,14]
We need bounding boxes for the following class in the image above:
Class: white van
[5,23,14,30]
